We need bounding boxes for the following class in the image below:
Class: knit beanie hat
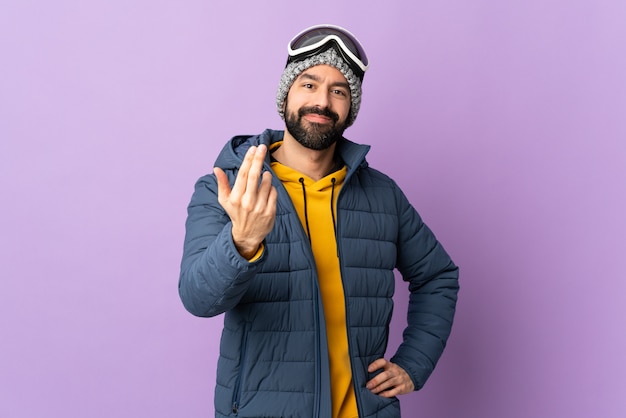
[276,46,363,127]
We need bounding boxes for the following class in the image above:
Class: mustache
[298,106,339,122]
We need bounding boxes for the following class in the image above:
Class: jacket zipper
[271,172,323,417]
[313,285,322,418]
[302,186,322,417]
[334,176,364,417]
[232,323,250,415]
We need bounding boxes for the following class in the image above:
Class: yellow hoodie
[271,147,358,418]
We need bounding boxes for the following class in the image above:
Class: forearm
[179,223,264,317]
[392,262,459,389]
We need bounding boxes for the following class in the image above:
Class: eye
[332,89,348,97]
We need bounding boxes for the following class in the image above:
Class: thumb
[213,167,231,200]
[368,358,387,373]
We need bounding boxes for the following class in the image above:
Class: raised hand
[213,144,278,259]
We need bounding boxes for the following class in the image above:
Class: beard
[284,101,346,151]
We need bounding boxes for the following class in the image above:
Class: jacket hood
[214,129,371,176]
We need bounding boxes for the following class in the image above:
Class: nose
[312,88,331,109]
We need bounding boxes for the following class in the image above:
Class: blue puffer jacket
[179,129,459,417]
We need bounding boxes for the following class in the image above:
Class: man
[179,24,459,418]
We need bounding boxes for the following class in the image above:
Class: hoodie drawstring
[330,178,339,257]
[299,177,339,253]
[330,178,337,237]
[299,178,311,244]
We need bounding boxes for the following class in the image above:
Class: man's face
[284,64,351,151]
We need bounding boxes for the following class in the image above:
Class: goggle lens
[288,25,369,74]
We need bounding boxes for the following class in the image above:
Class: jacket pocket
[231,324,250,415]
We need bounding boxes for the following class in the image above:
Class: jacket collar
[215,129,370,178]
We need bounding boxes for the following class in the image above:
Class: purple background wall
[1,1,624,417]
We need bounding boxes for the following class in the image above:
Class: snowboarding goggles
[287,24,369,76]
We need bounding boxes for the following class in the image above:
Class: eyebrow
[299,72,350,90]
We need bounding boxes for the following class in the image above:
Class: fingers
[214,144,277,259]
[214,145,270,209]
[368,358,387,373]
[259,171,278,215]
[366,359,415,398]
[231,145,267,200]
[246,145,267,197]
[229,146,253,197]
[213,167,231,204]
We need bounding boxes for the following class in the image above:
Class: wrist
[233,237,263,260]
[235,244,258,260]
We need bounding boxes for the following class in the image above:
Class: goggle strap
[288,34,369,73]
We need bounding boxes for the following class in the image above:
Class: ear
[281,96,288,114]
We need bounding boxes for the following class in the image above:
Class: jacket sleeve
[178,174,265,317]
[389,185,460,390]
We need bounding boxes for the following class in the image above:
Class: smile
[303,113,333,124]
